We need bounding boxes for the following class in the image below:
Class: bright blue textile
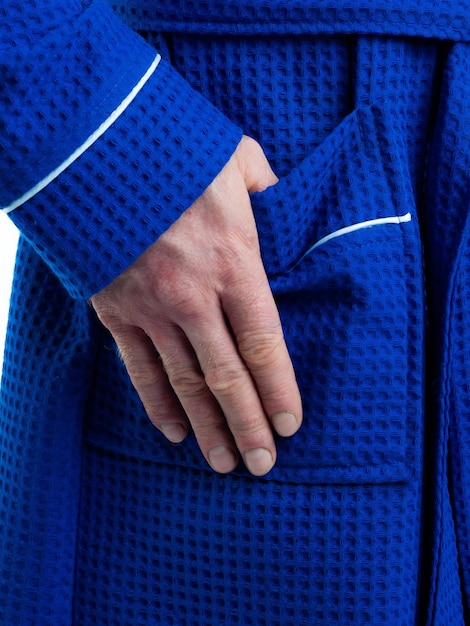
[1,1,470,624]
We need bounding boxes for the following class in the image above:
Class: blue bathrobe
[1,1,470,623]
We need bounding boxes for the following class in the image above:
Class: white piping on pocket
[293,212,412,268]
[2,54,162,214]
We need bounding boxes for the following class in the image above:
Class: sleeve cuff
[7,58,242,298]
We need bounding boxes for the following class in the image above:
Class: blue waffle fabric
[1,1,470,624]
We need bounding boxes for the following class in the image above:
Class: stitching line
[2,53,162,214]
[293,212,412,268]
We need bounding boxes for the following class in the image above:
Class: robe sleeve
[0,0,242,298]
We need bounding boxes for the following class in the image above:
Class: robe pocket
[250,103,424,485]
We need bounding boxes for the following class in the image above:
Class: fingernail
[208,446,238,473]
[271,411,299,437]
[159,423,188,443]
[244,448,274,476]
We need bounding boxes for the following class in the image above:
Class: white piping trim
[2,53,162,214]
[297,212,412,263]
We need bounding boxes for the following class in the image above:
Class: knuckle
[230,415,272,451]
[154,278,210,323]
[145,398,176,422]
[128,361,160,388]
[158,280,196,311]
[231,415,266,438]
[204,365,248,398]
[167,366,206,398]
[91,298,120,329]
[237,330,284,369]
[118,345,161,388]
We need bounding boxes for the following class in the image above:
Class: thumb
[234,135,278,193]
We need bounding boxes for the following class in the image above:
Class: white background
[0,215,19,371]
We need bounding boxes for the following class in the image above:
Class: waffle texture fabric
[1,0,470,624]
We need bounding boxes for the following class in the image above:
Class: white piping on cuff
[2,53,162,214]
[296,212,412,264]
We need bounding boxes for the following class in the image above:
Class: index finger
[222,266,303,438]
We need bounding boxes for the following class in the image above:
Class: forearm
[1,0,242,298]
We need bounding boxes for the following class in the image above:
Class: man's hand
[91,136,302,476]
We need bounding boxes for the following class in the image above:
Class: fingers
[112,318,257,475]
[234,135,279,192]
[150,322,241,474]
[222,273,302,439]
[149,267,301,476]
[107,303,292,477]
[111,325,190,444]
[165,307,278,476]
